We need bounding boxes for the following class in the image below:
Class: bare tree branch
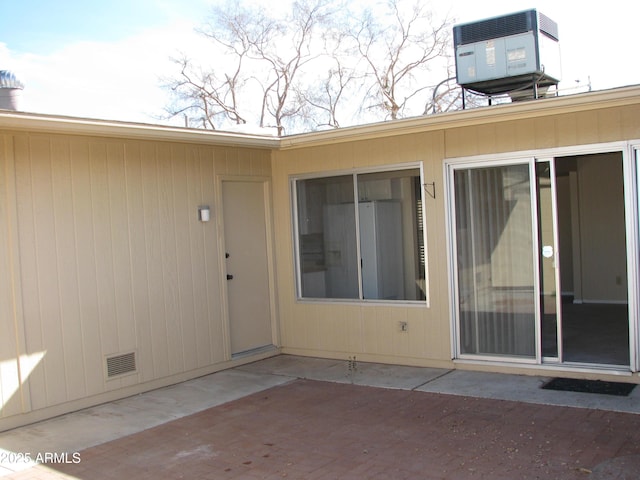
[350,0,452,120]
[162,0,455,132]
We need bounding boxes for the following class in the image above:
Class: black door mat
[542,377,636,396]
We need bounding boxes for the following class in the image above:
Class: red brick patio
[6,379,640,479]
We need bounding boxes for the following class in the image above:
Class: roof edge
[0,110,280,149]
[1,85,639,150]
[279,85,640,150]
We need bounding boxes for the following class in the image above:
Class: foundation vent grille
[106,352,137,379]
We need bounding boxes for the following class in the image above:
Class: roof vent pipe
[0,70,24,111]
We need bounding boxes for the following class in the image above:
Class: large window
[294,166,426,302]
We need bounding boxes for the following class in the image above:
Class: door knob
[226,274,234,280]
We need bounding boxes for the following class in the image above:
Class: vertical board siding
[20,134,64,409]
[0,135,15,416]
[123,141,154,383]
[70,139,103,396]
[142,142,170,379]
[159,144,184,376]
[5,133,271,416]
[90,141,120,379]
[198,147,225,366]
[272,132,453,364]
[174,145,199,374]
[51,137,86,402]
[3,100,638,423]
[0,134,27,418]
[105,141,138,389]
[188,147,213,368]
[273,107,637,365]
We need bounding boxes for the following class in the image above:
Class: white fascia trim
[0,110,280,149]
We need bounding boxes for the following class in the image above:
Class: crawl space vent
[106,352,137,378]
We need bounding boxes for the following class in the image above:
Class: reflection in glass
[295,168,425,301]
[357,169,425,300]
[454,164,536,357]
[297,175,358,298]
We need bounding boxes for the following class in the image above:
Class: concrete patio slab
[416,370,640,414]
[236,355,450,390]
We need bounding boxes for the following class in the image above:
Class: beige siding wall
[2,95,639,428]
[0,132,271,428]
[1,134,30,419]
[272,131,453,367]
[272,104,640,367]
[444,107,640,158]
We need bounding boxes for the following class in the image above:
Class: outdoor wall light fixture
[198,205,211,222]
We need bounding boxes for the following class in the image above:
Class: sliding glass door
[453,163,537,359]
[450,151,634,368]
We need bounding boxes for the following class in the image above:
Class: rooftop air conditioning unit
[453,9,561,101]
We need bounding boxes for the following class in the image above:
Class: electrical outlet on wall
[399,321,408,332]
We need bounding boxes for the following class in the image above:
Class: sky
[1,0,639,127]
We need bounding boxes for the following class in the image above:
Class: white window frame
[291,162,429,306]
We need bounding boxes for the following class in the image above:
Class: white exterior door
[221,179,274,357]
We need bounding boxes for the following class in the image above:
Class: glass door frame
[446,156,541,364]
[534,157,563,364]
[631,144,640,372]
[446,143,639,372]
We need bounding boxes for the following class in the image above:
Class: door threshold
[543,359,632,373]
[560,361,632,372]
[232,344,278,360]
[455,358,634,376]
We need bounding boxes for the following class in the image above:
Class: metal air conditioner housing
[454,9,561,99]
